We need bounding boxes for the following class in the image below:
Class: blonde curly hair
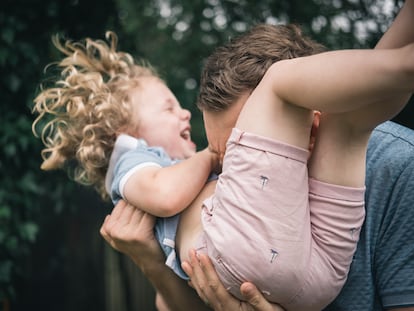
[32,31,159,201]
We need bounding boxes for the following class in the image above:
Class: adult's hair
[198,24,326,112]
[32,31,158,200]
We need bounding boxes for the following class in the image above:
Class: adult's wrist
[137,255,166,278]
[122,237,166,276]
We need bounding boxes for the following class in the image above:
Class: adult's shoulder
[372,121,414,144]
[368,121,414,165]
[363,123,414,311]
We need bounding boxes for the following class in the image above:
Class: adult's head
[32,32,195,200]
[198,24,325,160]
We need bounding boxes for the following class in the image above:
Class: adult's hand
[100,200,164,266]
[101,201,211,311]
[182,250,285,311]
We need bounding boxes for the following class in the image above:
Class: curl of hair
[32,31,158,200]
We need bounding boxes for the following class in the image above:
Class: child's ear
[309,110,321,154]
[312,110,321,130]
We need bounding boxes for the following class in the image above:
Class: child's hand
[207,145,222,174]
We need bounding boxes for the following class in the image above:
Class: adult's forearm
[138,259,210,311]
[100,201,208,310]
[123,237,209,310]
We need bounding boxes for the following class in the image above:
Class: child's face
[202,94,248,165]
[129,77,196,159]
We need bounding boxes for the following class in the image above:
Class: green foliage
[0,0,405,307]
[0,114,39,300]
[0,0,120,304]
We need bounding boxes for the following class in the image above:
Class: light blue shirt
[108,135,188,279]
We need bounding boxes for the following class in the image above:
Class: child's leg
[301,101,407,307]
[302,2,414,293]
[308,94,410,187]
[197,87,322,308]
[308,37,412,284]
[199,44,414,308]
[197,128,313,307]
[300,4,414,281]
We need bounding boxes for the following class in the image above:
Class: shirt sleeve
[371,137,414,308]
[110,148,164,204]
[375,163,414,308]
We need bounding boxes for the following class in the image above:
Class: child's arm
[237,42,414,148]
[264,44,414,115]
[260,0,414,113]
[277,0,414,113]
[123,147,218,218]
[376,0,414,49]
[374,0,414,111]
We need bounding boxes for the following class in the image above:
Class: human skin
[100,200,211,311]
[116,76,219,219]
[101,191,285,311]
[101,2,414,310]
[126,77,196,160]
[182,1,414,310]
[181,42,414,309]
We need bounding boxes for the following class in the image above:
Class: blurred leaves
[0,0,119,302]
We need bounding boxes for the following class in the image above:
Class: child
[183,24,414,311]
[32,32,218,280]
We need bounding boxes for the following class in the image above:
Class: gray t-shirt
[325,121,414,310]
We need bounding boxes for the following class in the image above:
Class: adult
[183,1,414,310]
[101,1,414,310]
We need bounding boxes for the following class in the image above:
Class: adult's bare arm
[182,250,285,311]
[100,200,210,311]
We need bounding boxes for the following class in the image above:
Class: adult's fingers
[115,200,135,226]
[100,214,120,250]
[196,252,229,310]
[109,199,127,221]
[183,250,285,311]
[99,215,112,242]
[184,250,245,311]
[182,249,209,303]
[100,200,136,246]
[240,283,285,311]
[129,206,154,230]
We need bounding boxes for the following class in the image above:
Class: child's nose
[181,108,191,120]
